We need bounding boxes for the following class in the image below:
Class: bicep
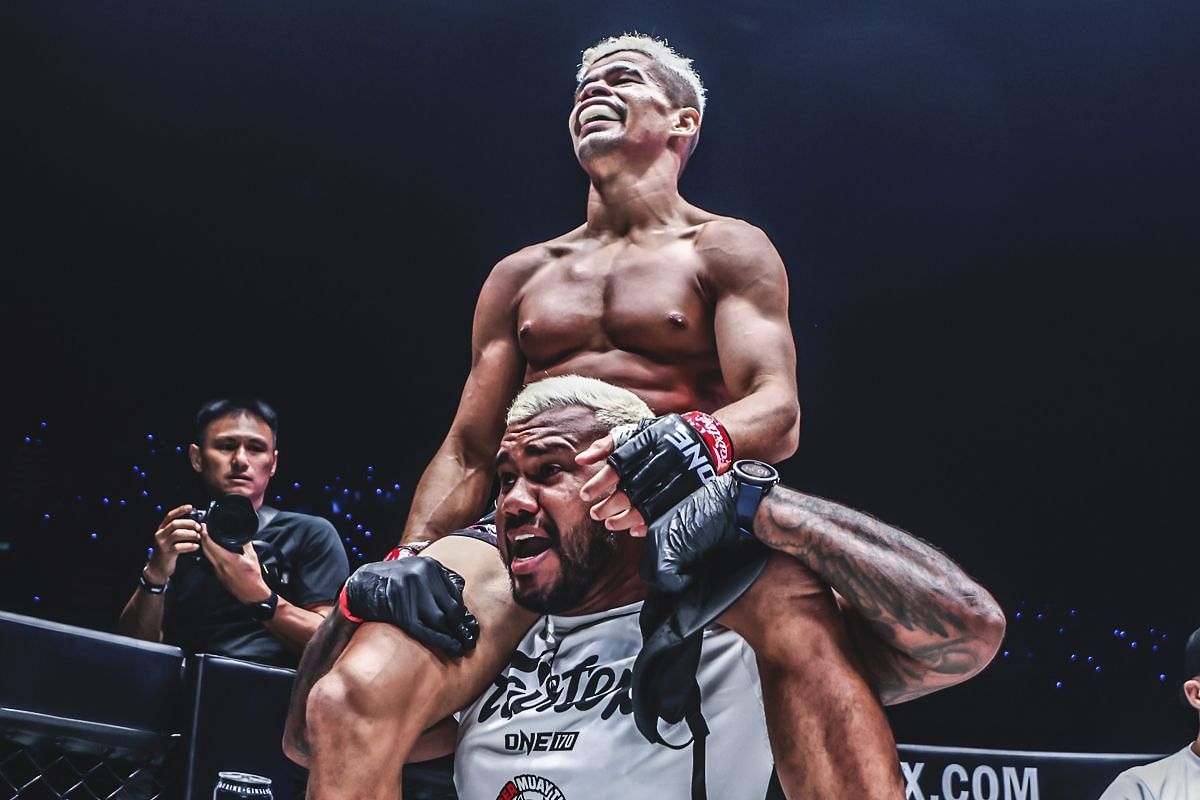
[705,227,797,401]
[442,267,527,461]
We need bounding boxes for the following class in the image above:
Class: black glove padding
[608,414,719,524]
[344,557,479,656]
[642,474,740,593]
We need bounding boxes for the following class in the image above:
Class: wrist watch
[732,459,780,538]
[138,567,168,594]
[245,591,279,622]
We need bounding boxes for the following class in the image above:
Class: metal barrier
[0,611,1171,800]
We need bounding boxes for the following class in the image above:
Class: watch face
[737,460,777,482]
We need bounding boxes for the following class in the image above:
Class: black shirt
[164,509,349,668]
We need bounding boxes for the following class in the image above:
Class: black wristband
[138,569,168,594]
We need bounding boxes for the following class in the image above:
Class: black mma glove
[338,556,479,656]
[641,474,741,593]
[608,411,734,523]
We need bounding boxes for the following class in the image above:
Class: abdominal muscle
[525,350,729,416]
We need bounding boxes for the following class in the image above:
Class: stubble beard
[510,518,618,615]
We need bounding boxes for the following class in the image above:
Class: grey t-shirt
[1099,745,1200,800]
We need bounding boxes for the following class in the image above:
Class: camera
[184,494,259,553]
[185,495,291,589]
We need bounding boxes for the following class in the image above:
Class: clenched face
[189,411,277,509]
[495,406,620,614]
[569,51,692,165]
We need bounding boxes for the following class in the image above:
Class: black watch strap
[246,591,279,621]
[733,459,780,538]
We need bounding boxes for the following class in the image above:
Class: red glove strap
[682,411,734,475]
[384,541,430,561]
[338,585,364,624]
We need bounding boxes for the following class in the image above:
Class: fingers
[159,504,194,527]
[579,464,620,503]
[576,434,615,465]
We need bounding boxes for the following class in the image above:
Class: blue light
[43,513,51,521]
[1036,613,1044,621]
[90,532,98,540]
[375,488,383,496]
[141,490,149,498]
[393,484,401,491]
[1002,650,1010,658]
[342,488,350,496]
[1015,611,1022,619]
[1055,681,1063,689]
[1160,674,1167,682]
[1131,641,1138,649]
[293,482,301,490]
[146,434,155,441]
[33,596,40,603]
[1095,665,1102,672]
[40,421,47,428]
[331,501,341,514]
[23,436,31,444]
[367,466,374,472]
[364,530,372,538]
[1070,654,1078,661]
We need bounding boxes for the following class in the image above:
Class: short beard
[510,520,617,615]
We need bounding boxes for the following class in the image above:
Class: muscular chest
[517,242,714,368]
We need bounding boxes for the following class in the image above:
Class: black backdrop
[2,0,1197,755]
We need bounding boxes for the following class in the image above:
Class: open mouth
[575,102,622,135]
[510,534,553,560]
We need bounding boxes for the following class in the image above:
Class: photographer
[118,398,348,668]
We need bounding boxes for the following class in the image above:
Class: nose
[499,476,539,518]
[577,79,613,104]
[230,445,248,469]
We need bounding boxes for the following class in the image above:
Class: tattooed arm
[753,487,1006,704]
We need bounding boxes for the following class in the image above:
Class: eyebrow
[576,64,646,96]
[494,439,576,468]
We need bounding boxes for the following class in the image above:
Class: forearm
[399,437,496,545]
[117,588,164,642]
[755,487,1005,702]
[713,380,800,463]
[284,610,357,766]
[263,600,333,653]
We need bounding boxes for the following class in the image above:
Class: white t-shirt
[454,601,773,799]
[1099,745,1200,800]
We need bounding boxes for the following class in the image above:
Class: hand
[199,525,271,604]
[643,474,740,593]
[601,412,733,527]
[341,557,479,657]
[578,434,649,537]
[144,504,202,584]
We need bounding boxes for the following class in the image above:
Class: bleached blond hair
[506,375,654,431]
[578,34,707,118]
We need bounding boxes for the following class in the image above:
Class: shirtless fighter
[285,35,978,796]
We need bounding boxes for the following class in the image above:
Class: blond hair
[506,375,653,430]
[578,33,706,118]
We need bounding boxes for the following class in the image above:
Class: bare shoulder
[487,226,587,287]
[691,216,787,293]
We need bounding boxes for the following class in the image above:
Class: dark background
[2,0,1197,754]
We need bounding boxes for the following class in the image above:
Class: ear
[188,443,202,473]
[270,450,279,478]
[1185,679,1200,711]
[671,107,700,140]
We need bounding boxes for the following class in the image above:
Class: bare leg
[306,536,536,800]
[720,552,903,798]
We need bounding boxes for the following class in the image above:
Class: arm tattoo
[759,489,1000,698]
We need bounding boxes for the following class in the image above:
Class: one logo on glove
[665,424,718,484]
[496,774,566,800]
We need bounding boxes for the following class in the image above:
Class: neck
[583,153,687,235]
[563,539,648,616]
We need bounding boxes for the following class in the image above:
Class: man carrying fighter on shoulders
[288,377,1005,798]
[285,34,964,797]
